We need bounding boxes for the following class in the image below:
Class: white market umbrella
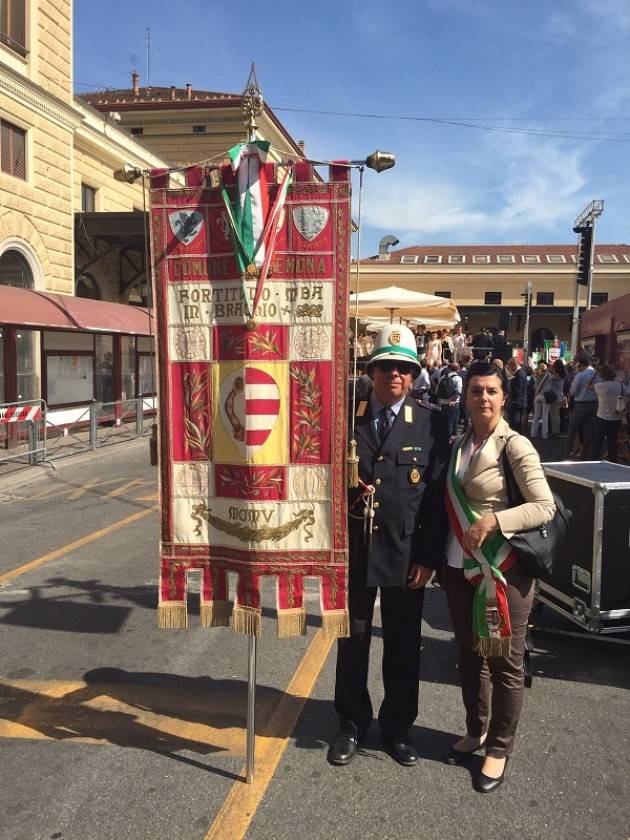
[350,285,460,325]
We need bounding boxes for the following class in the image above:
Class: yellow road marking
[0,505,158,585]
[104,479,154,498]
[133,492,159,501]
[68,477,129,500]
[204,629,334,840]
[0,678,265,755]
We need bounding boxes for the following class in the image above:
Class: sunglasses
[375,360,416,375]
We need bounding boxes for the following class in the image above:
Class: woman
[546,359,567,438]
[592,365,628,462]
[425,331,442,367]
[441,329,454,364]
[441,361,555,792]
[531,359,565,439]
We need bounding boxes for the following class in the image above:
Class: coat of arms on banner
[150,158,351,638]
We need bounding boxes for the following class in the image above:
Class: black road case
[536,461,630,634]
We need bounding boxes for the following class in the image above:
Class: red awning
[0,286,154,335]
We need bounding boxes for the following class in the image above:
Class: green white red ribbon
[220,141,292,318]
[445,435,517,656]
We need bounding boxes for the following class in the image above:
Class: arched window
[76,273,101,300]
[531,327,555,352]
[0,249,33,288]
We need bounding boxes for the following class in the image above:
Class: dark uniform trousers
[334,576,425,740]
[334,395,449,742]
[441,562,534,758]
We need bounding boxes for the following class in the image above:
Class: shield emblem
[292,206,329,242]
[169,210,204,245]
[219,367,280,458]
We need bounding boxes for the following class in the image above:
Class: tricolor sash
[445,435,518,656]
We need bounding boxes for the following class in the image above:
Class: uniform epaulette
[415,398,440,412]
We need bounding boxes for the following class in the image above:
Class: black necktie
[378,407,393,445]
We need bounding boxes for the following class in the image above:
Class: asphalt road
[0,439,629,840]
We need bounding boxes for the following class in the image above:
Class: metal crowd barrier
[0,399,46,467]
[1,397,156,466]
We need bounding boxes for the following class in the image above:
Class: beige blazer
[458,417,556,538]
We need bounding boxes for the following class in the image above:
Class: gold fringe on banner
[200,600,231,628]
[158,603,188,629]
[322,609,350,639]
[277,608,307,639]
[473,634,511,658]
[231,605,262,637]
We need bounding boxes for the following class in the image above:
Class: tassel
[232,605,262,636]
[473,634,512,658]
[322,609,350,639]
[277,608,306,639]
[158,603,188,629]
[347,438,360,488]
[200,600,231,628]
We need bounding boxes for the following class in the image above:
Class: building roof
[79,83,304,155]
[80,86,241,109]
[363,243,630,265]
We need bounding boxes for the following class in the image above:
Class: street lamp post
[522,282,533,363]
[570,200,604,356]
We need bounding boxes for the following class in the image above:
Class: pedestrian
[566,356,599,459]
[437,362,463,436]
[505,357,528,433]
[491,330,511,364]
[592,365,628,463]
[425,330,442,367]
[415,324,427,359]
[530,361,551,439]
[441,360,555,792]
[441,329,455,364]
[329,324,450,767]
[411,358,431,401]
[546,359,567,437]
[453,324,467,364]
[472,328,493,361]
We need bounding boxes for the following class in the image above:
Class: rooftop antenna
[146,27,151,89]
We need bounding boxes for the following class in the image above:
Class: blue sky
[74,0,630,257]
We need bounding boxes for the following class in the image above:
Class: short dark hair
[575,355,589,367]
[553,358,566,377]
[463,360,509,400]
[599,364,617,381]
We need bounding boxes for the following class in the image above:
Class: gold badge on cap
[390,330,401,345]
[408,467,422,485]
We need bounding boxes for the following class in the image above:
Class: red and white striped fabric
[244,367,279,449]
[0,404,42,424]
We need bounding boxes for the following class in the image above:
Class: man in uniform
[329,325,450,767]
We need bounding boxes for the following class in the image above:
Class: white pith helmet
[367,324,420,372]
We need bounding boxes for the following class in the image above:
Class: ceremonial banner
[150,160,351,637]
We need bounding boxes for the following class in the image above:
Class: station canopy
[0,285,153,335]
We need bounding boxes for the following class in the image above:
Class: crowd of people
[367,322,630,463]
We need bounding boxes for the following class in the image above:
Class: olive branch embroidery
[290,366,322,461]
[248,329,281,357]
[183,371,211,459]
[217,467,284,498]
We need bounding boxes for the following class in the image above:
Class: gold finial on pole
[242,62,264,142]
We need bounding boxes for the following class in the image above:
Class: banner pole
[246,634,257,784]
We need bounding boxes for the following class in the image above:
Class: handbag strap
[501,437,526,508]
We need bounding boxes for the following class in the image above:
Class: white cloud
[362,135,589,241]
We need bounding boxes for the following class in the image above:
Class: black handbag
[501,444,572,580]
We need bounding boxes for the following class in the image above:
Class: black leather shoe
[476,757,509,793]
[446,745,479,765]
[328,733,359,766]
[385,738,419,767]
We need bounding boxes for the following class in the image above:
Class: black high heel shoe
[446,744,480,765]
[476,756,509,793]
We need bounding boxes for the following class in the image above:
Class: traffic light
[573,223,593,286]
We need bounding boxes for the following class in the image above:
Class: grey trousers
[442,563,534,758]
